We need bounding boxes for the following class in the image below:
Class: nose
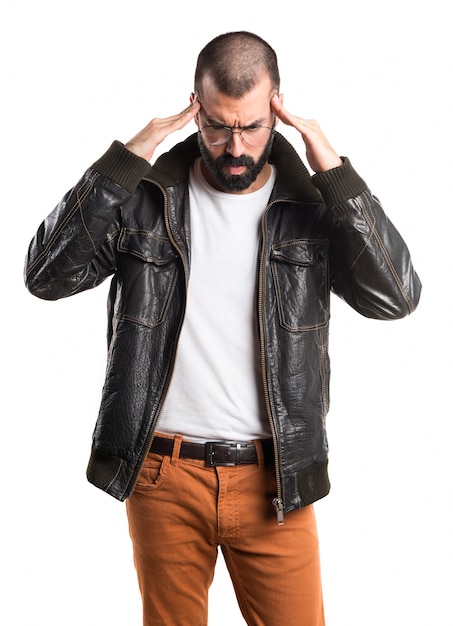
[226,130,244,158]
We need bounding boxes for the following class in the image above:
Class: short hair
[194,31,280,98]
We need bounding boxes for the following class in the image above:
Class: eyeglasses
[198,115,275,148]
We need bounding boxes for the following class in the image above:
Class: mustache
[216,154,255,168]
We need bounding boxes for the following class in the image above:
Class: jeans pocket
[133,452,170,492]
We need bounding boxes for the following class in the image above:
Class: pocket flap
[271,240,327,266]
[118,228,177,265]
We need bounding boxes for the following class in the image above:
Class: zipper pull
[273,497,285,525]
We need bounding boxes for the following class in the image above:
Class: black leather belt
[150,436,274,467]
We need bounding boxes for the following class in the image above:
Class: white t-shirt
[158,158,276,442]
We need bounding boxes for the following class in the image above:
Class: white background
[2,1,452,624]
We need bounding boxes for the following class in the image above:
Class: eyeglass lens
[201,126,272,147]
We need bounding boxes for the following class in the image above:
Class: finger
[183,99,201,119]
[172,100,201,130]
[271,96,297,127]
[271,94,284,117]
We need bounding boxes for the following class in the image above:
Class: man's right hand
[125,97,201,161]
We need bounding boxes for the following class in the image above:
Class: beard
[197,131,275,192]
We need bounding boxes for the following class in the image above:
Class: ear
[190,92,200,128]
[273,92,284,127]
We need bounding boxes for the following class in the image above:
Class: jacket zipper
[259,199,285,525]
[128,186,285,525]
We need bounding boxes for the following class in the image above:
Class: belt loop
[171,435,183,466]
[254,439,265,468]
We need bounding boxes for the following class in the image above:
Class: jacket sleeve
[24,141,151,300]
[312,159,421,319]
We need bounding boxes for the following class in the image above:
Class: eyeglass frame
[197,108,276,148]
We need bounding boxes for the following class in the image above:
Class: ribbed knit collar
[146,131,323,204]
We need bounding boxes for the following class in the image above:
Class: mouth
[227,165,247,176]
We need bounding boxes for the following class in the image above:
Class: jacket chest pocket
[270,239,329,332]
[116,228,179,328]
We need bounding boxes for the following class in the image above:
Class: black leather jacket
[25,132,421,521]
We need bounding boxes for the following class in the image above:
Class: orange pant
[126,434,325,626]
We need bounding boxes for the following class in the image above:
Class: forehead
[199,74,275,124]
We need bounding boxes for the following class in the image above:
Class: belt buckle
[205,441,241,467]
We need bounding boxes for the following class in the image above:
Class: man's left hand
[271,94,342,173]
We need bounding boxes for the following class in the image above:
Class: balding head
[194,31,280,99]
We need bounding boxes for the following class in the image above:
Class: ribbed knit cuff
[91,140,151,195]
[311,157,367,209]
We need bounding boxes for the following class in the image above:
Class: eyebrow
[203,113,267,128]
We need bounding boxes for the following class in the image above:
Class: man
[25,31,421,626]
